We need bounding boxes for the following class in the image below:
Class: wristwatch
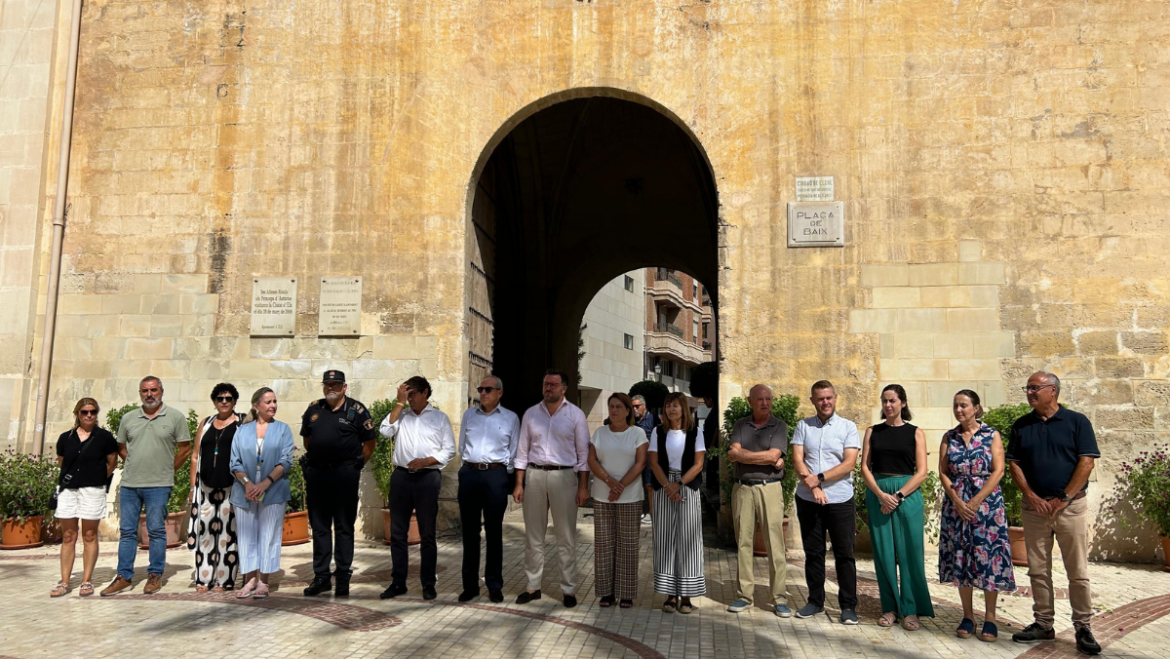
[895,491,905,502]
[816,472,825,483]
[1058,491,1072,503]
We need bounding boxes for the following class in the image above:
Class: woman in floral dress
[938,389,1016,642]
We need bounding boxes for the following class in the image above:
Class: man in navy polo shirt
[1006,371,1101,655]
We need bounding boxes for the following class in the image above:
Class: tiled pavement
[1,508,1167,659]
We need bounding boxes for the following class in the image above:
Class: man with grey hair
[1007,371,1101,654]
[631,394,656,523]
[102,376,191,596]
[457,375,520,603]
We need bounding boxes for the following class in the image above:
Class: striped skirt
[234,501,286,575]
[593,501,642,600]
[652,470,706,597]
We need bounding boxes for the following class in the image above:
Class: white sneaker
[641,514,652,525]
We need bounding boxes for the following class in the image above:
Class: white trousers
[234,501,286,574]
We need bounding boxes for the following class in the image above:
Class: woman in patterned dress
[938,389,1016,642]
[186,383,245,592]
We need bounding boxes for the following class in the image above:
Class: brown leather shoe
[100,576,133,597]
[143,574,162,595]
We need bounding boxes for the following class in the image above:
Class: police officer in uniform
[301,370,378,597]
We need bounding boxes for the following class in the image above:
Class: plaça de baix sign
[787,202,844,248]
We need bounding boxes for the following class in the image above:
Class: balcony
[646,325,705,365]
[648,273,701,313]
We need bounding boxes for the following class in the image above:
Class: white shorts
[56,486,108,521]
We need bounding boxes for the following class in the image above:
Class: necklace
[210,416,236,470]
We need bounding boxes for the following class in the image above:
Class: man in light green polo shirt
[101,376,191,597]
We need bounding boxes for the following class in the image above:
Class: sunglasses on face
[79,410,98,417]
[215,396,235,403]
[476,387,497,394]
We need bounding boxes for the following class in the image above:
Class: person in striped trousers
[648,392,707,614]
[230,387,295,599]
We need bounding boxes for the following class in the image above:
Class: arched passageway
[467,92,719,410]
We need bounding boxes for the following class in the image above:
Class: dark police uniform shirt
[300,397,378,464]
[1005,405,1100,499]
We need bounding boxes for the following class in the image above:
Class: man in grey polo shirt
[726,384,791,616]
[791,380,861,624]
[101,376,191,596]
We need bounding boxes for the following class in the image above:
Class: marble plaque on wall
[250,278,297,336]
[795,176,834,202]
[318,277,363,336]
[787,202,844,247]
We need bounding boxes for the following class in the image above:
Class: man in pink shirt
[512,369,591,607]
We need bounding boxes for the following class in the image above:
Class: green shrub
[628,380,670,412]
[287,450,306,512]
[0,451,59,522]
[368,399,399,506]
[105,403,138,435]
[1110,443,1170,537]
[982,402,1032,526]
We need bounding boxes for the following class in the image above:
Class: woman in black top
[51,398,119,598]
[861,384,934,629]
[186,383,245,592]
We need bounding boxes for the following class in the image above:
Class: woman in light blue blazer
[230,387,294,599]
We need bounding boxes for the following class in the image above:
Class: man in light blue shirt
[457,375,520,603]
[790,380,861,624]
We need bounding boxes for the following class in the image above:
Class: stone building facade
[3,0,1169,558]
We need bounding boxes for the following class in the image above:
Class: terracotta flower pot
[854,527,872,554]
[1008,526,1028,567]
[753,516,789,557]
[282,510,310,546]
[381,508,421,546]
[1,516,45,550]
[1161,535,1170,573]
[138,512,187,549]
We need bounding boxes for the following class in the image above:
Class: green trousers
[866,474,935,618]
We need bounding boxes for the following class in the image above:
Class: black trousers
[305,462,361,579]
[457,465,510,592]
[796,495,858,610]
[389,468,441,587]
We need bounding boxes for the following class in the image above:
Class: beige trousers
[522,468,579,593]
[732,481,788,605]
[1022,496,1092,629]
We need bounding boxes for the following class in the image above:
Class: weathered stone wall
[9,0,1169,557]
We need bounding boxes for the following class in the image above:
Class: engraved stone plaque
[787,202,844,247]
[250,278,297,336]
[795,176,834,202]
[318,276,362,336]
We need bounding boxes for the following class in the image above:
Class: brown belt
[529,464,572,471]
[464,461,506,471]
[1044,491,1086,502]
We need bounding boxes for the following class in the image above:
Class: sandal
[679,600,694,615]
[599,595,615,608]
[878,611,898,628]
[662,597,678,613]
[902,615,921,631]
[253,582,270,599]
[195,585,209,594]
[980,621,998,642]
[956,617,975,639]
[236,578,257,599]
[619,599,633,609]
[79,582,95,597]
[50,582,70,598]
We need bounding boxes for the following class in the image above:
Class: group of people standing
[45,368,1102,654]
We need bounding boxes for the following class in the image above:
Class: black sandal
[619,599,633,608]
[663,597,678,613]
[980,621,998,642]
[599,595,615,608]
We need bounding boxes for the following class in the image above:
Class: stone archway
[465,90,720,410]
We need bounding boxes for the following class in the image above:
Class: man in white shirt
[457,375,520,603]
[512,369,590,608]
[378,376,455,601]
[790,380,861,625]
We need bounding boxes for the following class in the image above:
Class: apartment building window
[624,275,634,292]
[703,322,710,340]
[693,320,700,344]
[624,333,634,350]
[693,282,699,299]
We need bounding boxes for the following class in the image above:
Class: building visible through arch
[465,94,719,412]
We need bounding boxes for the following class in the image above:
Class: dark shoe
[488,589,504,603]
[563,594,577,608]
[599,595,615,608]
[100,575,133,597]
[840,609,859,625]
[981,621,999,643]
[795,603,823,619]
[1012,623,1055,644]
[458,589,480,602]
[143,574,162,595]
[379,583,408,600]
[303,576,332,597]
[1075,627,1101,655]
[515,590,541,604]
[422,586,437,600]
[335,577,350,598]
[957,618,975,639]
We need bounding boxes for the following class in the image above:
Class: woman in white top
[649,391,706,614]
[587,393,649,609]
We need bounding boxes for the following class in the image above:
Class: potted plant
[369,399,420,545]
[0,451,58,549]
[1110,444,1170,571]
[983,403,1032,566]
[721,393,799,556]
[282,451,310,545]
[108,405,195,550]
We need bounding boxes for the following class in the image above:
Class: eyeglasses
[79,410,98,417]
[1022,384,1055,393]
[215,396,235,403]
[476,387,497,394]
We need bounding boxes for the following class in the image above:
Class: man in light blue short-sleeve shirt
[789,380,861,624]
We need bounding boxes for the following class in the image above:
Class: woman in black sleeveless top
[186,383,245,592]
[861,384,934,629]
